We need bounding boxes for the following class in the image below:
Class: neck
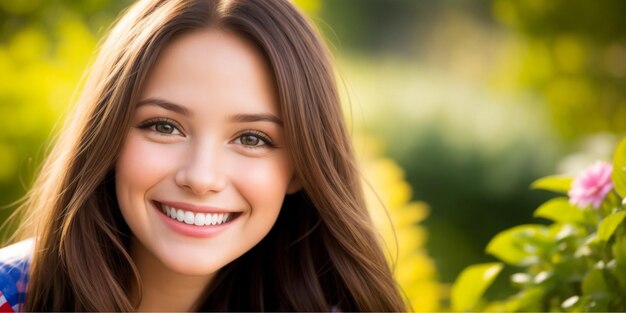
[128,237,214,312]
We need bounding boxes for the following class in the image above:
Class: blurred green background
[2,0,626,309]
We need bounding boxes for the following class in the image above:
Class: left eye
[154,122,178,134]
[235,132,273,148]
[240,134,261,146]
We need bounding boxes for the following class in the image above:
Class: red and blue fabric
[0,249,30,312]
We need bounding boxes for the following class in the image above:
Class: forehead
[140,29,278,116]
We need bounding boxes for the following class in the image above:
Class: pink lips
[153,201,240,238]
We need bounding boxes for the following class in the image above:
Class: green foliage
[532,198,586,224]
[451,263,502,312]
[453,137,626,311]
[611,138,626,198]
[0,1,130,238]
[486,225,548,267]
[492,0,626,139]
[531,176,572,194]
[596,211,626,242]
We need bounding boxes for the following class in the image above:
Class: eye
[234,130,275,148]
[240,134,261,146]
[155,122,178,134]
[138,118,183,136]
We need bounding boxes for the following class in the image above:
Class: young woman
[0,0,406,311]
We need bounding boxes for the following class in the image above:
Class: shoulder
[0,239,33,312]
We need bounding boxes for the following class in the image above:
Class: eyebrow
[136,98,191,116]
[136,98,283,126]
[230,113,283,127]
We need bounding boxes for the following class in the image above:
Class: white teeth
[194,213,205,226]
[161,204,232,226]
[184,211,195,225]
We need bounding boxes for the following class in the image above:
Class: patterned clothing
[0,239,33,313]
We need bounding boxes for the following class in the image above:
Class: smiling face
[115,29,299,277]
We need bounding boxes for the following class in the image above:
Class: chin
[155,248,237,277]
[164,259,224,277]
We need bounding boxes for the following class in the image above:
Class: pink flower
[568,161,613,209]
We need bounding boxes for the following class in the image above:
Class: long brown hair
[18,0,406,311]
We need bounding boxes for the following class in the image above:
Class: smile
[156,202,240,226]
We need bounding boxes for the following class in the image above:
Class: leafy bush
[452,137,626,312]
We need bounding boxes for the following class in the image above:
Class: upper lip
[156,200,240,214]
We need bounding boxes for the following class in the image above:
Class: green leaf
[582,267,610,295]
[580,293,611,312]
[451,262,503,312]
[612,137,626,198]
[611,237,626,290]
[596,211,626,242]
[533,197,585,223]
[531,175,573,193]
[483,300,517,312]
[548,223,580,241]
[486,224,549,266]
[513,287,546,312]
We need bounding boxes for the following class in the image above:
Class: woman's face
[115,29,299,277]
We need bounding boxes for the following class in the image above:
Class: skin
[115,29,300,311]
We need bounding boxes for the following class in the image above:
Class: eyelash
[235,130,276,149]
[137,119,275,148]
[137,118,183,136]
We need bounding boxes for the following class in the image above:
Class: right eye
[138,118,183,136]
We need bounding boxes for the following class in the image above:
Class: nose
[175,141,227,195]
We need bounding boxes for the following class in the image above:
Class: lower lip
[153,203,237,238]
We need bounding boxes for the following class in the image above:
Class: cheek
[231,154,292,211]
[115,133,181,201]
